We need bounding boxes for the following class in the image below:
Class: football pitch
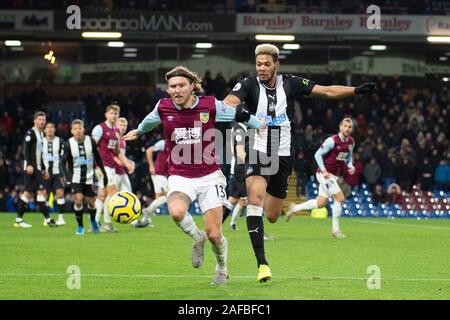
[1,213,449,300]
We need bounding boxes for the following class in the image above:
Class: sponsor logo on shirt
[174,127,202,144]
[256,112,287,126]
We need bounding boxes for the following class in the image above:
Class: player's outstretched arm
[215,100,265,129]
[123,105,162,141]
[310,82,378,100]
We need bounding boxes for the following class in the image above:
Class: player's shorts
[97,166,117,189]
[24,171,45,193]
[71,183,96,197]
[316,171,342,198]
[152,174,168,194]
[229,171,247,198]
[116,173,132,193]
[167,170,227,213]
[245,151,293,199]
[43,174,64,193]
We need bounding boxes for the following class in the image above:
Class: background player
[223,43,377,282]
[14,111,57,228]
[115,117,133,193]
[92,104,135,232]
[133,139,169,228]
[286,118,355,239]
[123,66,265,285]
[42,122,66,226]
[61,119,108,236]
[222,121,248,231]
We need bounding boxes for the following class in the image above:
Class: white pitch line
[1,273,450,282]
[352,219,450,231]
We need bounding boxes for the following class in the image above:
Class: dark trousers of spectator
[435,182,449,192]
[296,176,306,197]
[399,180,413,192]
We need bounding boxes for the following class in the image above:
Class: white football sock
[103,195,112,223]
[332,201,343,232]
[230,203,243,226]
[175,213,202,241]
[143,196,167,220]
[95,198,103,223]
[224,200,235,211]
[293,199,318,212]
[211,236,228,273]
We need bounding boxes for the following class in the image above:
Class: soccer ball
[108,191,141,224]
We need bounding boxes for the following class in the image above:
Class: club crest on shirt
[200,112,210,124]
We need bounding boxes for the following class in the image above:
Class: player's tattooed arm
[91,137,108,187]
[215,100,265,129]
[346,144,355,174]
[60,141,73,184]
[311,83,377,99]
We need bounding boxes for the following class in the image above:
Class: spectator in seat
[372,184,388,205]
[434,160,450,192]
[363,158,381,192]
[294,150,307,197]
[387,183,403,205]
[417,157,434,191]
[344,152,363,191]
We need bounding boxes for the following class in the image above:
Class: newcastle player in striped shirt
[61,119,108,236]
[42,122,66,226]
[14,111,57,228]
[223,43,378,282]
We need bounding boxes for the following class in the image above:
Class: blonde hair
[255,44,279,61]
[71,119,84,127]
[117,117,128,124]
[106,104,120,113]
[165,65,203,93]
[339,117,354,127]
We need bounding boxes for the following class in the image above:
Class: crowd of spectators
[2,0,449,15]
[1,72,449,213]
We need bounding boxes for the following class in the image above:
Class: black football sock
[88,206,96,222]
[37,201,50,220]
[247,215,268,267]
[17,198,28,219]
[74,205,84,227]
[222,206,232,223]
[222,200,235,223]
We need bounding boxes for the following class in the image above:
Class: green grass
[1,213,450,300]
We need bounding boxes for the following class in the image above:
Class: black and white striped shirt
[61,135,104,185]
[43,136,63,175]
[230,75,316,156]
[23,127,44,171]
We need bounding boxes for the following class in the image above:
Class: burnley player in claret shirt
[123,65,265,285]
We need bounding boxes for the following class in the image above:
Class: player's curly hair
[165,66,203,94]
[255,44,279,62]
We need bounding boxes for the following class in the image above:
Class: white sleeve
[92,125,103,142]
[153,140,165,152]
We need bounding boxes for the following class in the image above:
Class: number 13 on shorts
[215,184,226,199]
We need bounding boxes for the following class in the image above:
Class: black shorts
[245,151,293,199]
[229,167,247,199]
[43,174,64,193]
[71,183,96,197]
[24,171,45,193]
